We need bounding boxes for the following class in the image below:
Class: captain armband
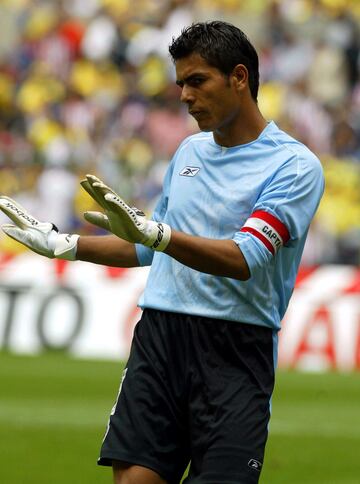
[240,210,290,255]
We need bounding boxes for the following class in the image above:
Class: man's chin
[197,121,213,132]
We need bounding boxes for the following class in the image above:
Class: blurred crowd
[0,0,359,265]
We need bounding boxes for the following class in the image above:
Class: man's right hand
[0,196,79,260]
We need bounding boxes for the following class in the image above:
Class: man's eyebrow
[176,74,205,86]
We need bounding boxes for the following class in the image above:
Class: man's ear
[231,64,248,92]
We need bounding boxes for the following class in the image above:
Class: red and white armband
[240,210,290,255]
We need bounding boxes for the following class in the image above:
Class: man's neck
[213,107,267,147]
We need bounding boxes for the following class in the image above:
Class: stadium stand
[0,0,359,265]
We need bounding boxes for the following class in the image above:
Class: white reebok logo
[248,459,262,472]
[179,166,200,177]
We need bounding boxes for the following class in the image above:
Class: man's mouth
[189,110,205,117]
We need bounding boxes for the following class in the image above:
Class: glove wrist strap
[145,223,171,252]
[53,233,80,261]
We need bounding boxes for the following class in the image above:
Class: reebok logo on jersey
[240,210,290,255]
[248,459,262,472]
[179,166,200,177]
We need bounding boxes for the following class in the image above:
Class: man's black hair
[169,21,259,101]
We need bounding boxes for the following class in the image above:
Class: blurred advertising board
[0,253,359,371]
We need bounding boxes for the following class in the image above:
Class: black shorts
[98,309,275,484]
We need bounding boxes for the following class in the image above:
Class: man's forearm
[76,230,249,278]
[164,230,250,280]
[76,235,139,267]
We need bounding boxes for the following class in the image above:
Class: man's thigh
[185,319,275,483]
[98,309,190,483]
[112,461,168,484]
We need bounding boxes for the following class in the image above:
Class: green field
[1,352,359,484]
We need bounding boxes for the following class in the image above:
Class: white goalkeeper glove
[81,174,171,251]
[0,196,79,260]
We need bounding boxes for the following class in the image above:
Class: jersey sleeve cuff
[135,243,154,266]
[232,231,272,275]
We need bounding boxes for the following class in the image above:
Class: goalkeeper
[0,21,324,484]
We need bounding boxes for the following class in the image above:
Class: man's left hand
[81,174,171,252]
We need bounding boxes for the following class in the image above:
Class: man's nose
[180,85,195,104]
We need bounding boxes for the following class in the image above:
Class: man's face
[175,53,241,133]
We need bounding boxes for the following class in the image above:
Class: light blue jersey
[135,121,324,331]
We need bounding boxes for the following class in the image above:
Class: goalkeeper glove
[81,174,171,251]
[0,196,79,260]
